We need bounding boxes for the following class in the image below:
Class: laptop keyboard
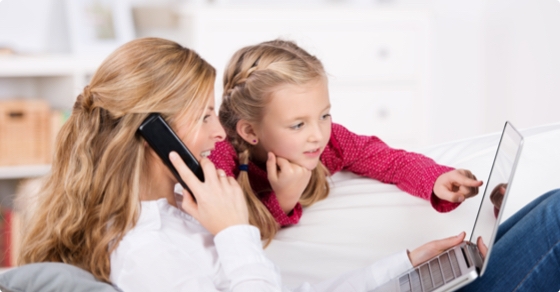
[398,249,462,292]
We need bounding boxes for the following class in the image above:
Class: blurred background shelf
[0,55,102,77]
[0,165,50,180]
[0,55,102,110]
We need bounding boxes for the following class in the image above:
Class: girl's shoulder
[209,140,239,170]
[324,123,352,158]
[212,140,238,157]
[217,139,235,150]
[331,122,352,135]
[329,123,357,143]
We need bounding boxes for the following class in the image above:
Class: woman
[17,37,253,287]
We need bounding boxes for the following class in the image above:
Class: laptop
[375,121,524,292]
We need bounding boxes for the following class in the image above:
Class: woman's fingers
[217,169,227,179]
[477,236,488,259]
[180,186,199,219]
[409,232,466,267]
[169,151,196,181]
[170,153,217,200]
[170,152,248,234]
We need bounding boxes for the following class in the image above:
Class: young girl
[209,39,483,243]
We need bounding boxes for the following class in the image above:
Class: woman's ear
[236,120,259,145]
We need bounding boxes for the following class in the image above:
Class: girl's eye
[202,115,211,122]
[290,122,304,130]
[321,113,332,120]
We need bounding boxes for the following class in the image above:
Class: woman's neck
[139,154,178,207]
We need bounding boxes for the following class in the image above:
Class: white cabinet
[0,55,103,207]
[177,5,432,149]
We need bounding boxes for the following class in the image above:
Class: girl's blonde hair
[17,37,215,282]
[219,39,330,245]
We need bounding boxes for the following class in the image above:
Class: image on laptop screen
[469,121,524,275]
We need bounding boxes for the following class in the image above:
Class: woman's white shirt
[109,198,412,291]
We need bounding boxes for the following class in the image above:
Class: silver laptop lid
[469,121,524,276]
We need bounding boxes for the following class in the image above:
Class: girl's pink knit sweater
[209,123,458,226]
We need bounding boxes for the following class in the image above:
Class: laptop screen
[469,121,524,275]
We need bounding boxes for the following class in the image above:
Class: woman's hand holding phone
[169,151,249,235]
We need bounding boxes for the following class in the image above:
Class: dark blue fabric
[461,189,560,291]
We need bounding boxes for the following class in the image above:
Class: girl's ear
[236,120,259,145]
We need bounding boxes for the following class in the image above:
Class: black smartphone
[138,113,204,197]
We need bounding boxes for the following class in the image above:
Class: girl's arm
[323,123,459,212]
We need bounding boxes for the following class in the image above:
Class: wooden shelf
[0,165,50,180]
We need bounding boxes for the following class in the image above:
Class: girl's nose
[308,123,323,142]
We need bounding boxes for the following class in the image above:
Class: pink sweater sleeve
[321,124,460,213]
[208,141,238,177]
[260,193,303,226]
[209,141,303,226]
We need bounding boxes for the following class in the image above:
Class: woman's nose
[213,120,226,142]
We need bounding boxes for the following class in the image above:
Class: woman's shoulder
[113,199,209,257]
[123,199,204,241]
[110,210,211,289]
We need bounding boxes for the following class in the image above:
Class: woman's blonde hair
[17,37,216,282]
[219,39,331,245]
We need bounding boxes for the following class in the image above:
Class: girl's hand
[170,152,249,235]
[408,232,466,267]
[266,152,312,214]
[433,169,483,203]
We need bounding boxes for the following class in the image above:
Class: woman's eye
[321,113,332,120]
[202,115,211,122]
[291,122,304,130]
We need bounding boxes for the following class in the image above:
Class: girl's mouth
[304,148,321,157]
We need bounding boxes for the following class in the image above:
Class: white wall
[1,0,559,145]
[484,0,560,134]
[0,0,69,54]
[423,0,487,144]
